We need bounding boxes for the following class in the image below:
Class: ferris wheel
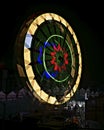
[14,12,82,105]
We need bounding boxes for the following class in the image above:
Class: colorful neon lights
[19,13,83,105]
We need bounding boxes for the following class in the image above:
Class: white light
[25,34,32,48]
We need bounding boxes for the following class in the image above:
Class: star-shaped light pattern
[50,44,68,72]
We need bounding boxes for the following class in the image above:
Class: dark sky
[1,0,104,89]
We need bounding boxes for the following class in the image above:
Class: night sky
[1,0,104,90]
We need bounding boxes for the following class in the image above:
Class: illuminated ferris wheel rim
[23,12,82,105]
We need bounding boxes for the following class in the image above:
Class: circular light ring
[43,34,72,82]
[23,13,82,105]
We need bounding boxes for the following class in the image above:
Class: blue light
[44,41,55,48]
[37,47,43,64]
[42,70,58,79]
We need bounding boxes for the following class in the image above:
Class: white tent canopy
[7,91,16,101]
[0,91,6,101]
[18,88,26,98]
